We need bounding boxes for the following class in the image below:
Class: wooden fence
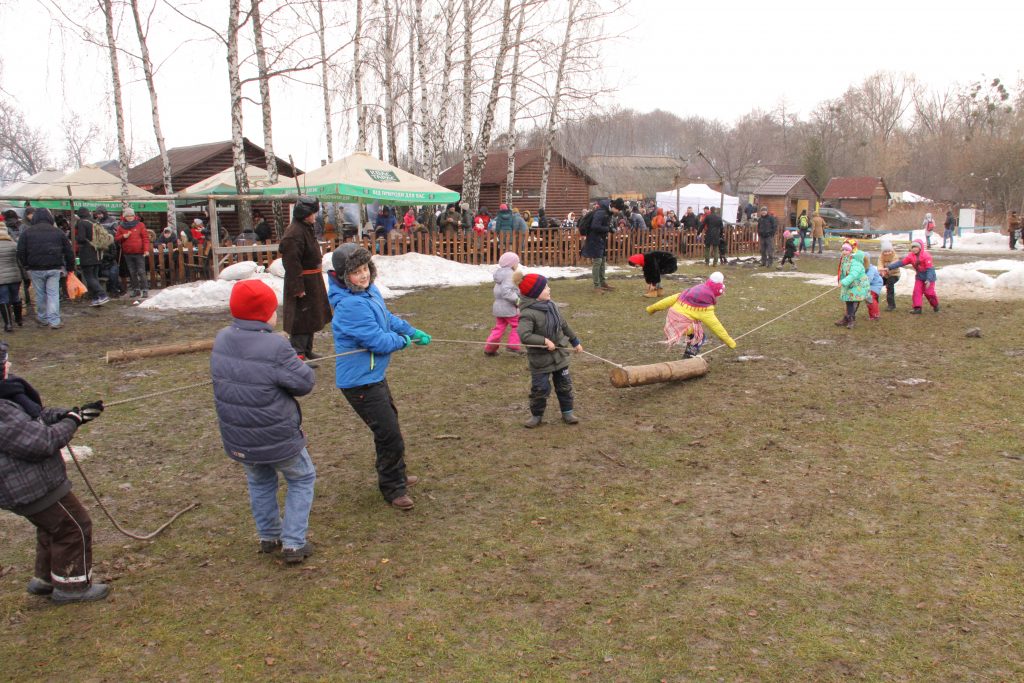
[139,225,773,290]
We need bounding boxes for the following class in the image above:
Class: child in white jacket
[484,251,523,355]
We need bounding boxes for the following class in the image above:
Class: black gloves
[66,400,104,426]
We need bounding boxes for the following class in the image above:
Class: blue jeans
[242,448,316,550]
[29,270,62,326]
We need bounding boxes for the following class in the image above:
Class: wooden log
[609,356,709,388]
[106,339,215,364]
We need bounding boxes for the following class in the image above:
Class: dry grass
[2,252,1023,681]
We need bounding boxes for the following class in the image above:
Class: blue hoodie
[866,264,883,295]
[327,274,415,389]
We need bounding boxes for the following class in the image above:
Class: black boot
[13,302,22,327]
[0,304,11,332]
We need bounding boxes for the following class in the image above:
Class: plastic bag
[66,272,88,300]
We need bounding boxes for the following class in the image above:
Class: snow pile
[61,445,92,462]
[756,258,1024,300]
[141,253,609,311]
[872,229,1007,253]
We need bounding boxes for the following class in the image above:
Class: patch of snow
[735,355,765,362]
[141,253,615,312]
[61,445,92,462]
[217,261,262,281]
[896,378,929,385]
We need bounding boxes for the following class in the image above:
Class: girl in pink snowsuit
[886,239,939,313]
[483,252,524,355]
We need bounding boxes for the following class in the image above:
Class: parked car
[818,207,862,231]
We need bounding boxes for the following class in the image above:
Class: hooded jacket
[16,209,76,272]
[0,227,21,285]
[491,265,520,318]
[518,294,580,374]
[646,281,736,348]
[327,275,415,389]
[116,217,151,255]
[581,199,612,259]
[839,250,870,302]
[492,208,515,233]
[887,239,936,282]
[210,318,315,464]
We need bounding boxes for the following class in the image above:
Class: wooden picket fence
[138,225,772,289]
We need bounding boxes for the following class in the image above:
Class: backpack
[89,222,114,253]
[577,210,595,236]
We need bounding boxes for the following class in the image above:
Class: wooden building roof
[823,176,889,199]
[438,148,597,188]
[128,138,299,194]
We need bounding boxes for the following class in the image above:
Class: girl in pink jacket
[886,239,938,313]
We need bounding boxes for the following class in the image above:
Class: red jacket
[115,219,150,255]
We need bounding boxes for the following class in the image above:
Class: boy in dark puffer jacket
[210,280,317,564]
[517,274,583,428]
[0,342,107,604]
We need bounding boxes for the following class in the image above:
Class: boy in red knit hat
[210,280,318,564]
[517,273,583,428]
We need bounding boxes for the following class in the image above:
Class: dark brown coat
[279,219,331,335]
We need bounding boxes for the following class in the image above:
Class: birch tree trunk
[460,0,476,209]
[429,0,456,182]
[250,0,282,238]
[539,0,578,209]
[382,0,398,166]
[128,0,174,227]
[406,0,416,174]
[227,0,252,230]
[354,0,366,150]
[467,0,513,211]
[415,0,432,180]
[315,0,334,163]
[100,0,131,207]
[504,0,526,206]
[376,113,385,161]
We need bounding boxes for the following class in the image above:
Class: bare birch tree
[429,0,456,181]
[504,0,528,205]
[250,0,282,236]
[226,0,253,231]
[128,0,175,227]
[381,0,398,165]
[100,0,131,206]
[314,0,334,164]
[538,0,579,209]
[353,0,367,150]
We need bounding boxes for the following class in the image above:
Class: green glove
[411,329,432,346]
[400,334,412,348]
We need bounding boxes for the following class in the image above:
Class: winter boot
[561,411,579,425]
[932,304,940,313]
[282,543,314,564]
[910,307,923,314]
[834,315,850,326]
[524,415,543,429]
[26,577,53,595]
[259,539,282,554]
[845,318,855,329]
[51,582,110,605]
[1,304,11,332]
[13,302,22,327]
[642,284,659,298]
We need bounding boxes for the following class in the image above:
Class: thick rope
[428,338,623,368]
[699,285,839,357]
[65,442,198,540]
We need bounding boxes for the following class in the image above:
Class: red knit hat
[230,280,278,322]
[518,273,547,299]
[627,254,644,267]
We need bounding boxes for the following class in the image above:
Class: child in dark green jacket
[516,274,583,428]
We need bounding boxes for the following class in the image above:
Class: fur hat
[498,251,519,269]
[331,242,376,291]
[76,207,91,218]
[292,196,320,222]
[518,273,547,299]
[707,271,725,296]
[229,280,278,322]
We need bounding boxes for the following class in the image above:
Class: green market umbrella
[259,151,460,205]
[0,165,166,212]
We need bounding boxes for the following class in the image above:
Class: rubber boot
[51,582,110,605]
[524,415,542,429]
[13,302,22,327]
[0,304,11,332]
[561,411,579,425]
[26,577,53,595]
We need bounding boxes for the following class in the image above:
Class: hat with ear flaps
[706,271,725,297]
[330,242,376,291]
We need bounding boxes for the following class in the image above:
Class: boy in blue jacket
[211,280,317,564]
[328,244,431,511]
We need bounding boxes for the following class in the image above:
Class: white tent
[655,183,740,223]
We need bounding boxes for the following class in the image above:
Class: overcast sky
[3,0,1022,174]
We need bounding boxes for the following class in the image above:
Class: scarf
[0,375,43,418]
[529,300,564,341]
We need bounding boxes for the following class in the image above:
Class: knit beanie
[880,238,893,251]
[518,273,547,299]
[123,208,136,218]
[841,243,853,253]
[627,254,644,267]
[499,203,509,211]
[229,280,279,322]
[498,251,519,269]
[707,271,725,296]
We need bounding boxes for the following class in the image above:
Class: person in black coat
[581,198,622,291]
[756,206,778,267]
[16,209,75,329]
[73,208,108,306]
[703,208,725,266]
[627,250,677,297]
